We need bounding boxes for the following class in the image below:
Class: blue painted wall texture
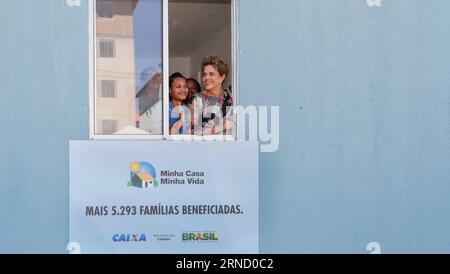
[1,0,449,253]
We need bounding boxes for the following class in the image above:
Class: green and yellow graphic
[127,162,159,189]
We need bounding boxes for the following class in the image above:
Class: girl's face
[202,65,226,92]
[170,77,188,101]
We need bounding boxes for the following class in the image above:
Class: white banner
[69,141,259,254]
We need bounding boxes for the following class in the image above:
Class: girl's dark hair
[169,72,185,101]
[169,72,185,87]
[186,78,202,94]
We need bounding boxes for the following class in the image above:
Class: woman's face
[170,77,188,101]
[202,65,226,92]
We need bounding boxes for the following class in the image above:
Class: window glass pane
[168,0,234,137]
[96,0,163,135]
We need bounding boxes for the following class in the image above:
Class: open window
[90,0,237,140]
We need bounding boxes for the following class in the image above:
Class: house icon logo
[127,162,159,189]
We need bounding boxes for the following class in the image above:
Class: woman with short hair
[192,56,234,136]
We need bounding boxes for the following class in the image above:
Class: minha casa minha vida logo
[127,162,205,189]
[128,162,159,189]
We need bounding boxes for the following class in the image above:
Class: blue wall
[1,0,449,253]
[0,0,89,253]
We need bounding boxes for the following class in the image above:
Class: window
[98,39,116,58]
[102,120,118,135]
[97,0,114,18]
[91,0,237,140]
[100,80,117,97]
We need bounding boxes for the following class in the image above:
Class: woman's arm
[203,119,235,135]
[191,97,203,136]
[170,119,184,135]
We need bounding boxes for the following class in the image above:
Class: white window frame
[89,0,239,141]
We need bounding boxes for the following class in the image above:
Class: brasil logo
[182,231,219,242]
[127,162,159,189]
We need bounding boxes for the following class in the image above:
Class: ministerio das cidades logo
[127,162,159,189]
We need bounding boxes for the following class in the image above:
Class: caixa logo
[112,233,147,242]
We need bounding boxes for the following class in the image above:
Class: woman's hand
[175,106,184,120]
[203,119,234,135]
[186,122,192,135]
[170,120,184,135]
[224,119,235,131]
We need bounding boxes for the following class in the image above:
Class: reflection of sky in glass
[133,0,162,93]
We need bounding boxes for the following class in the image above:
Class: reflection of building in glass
[136,71,162,134]
[96,0,139,135]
